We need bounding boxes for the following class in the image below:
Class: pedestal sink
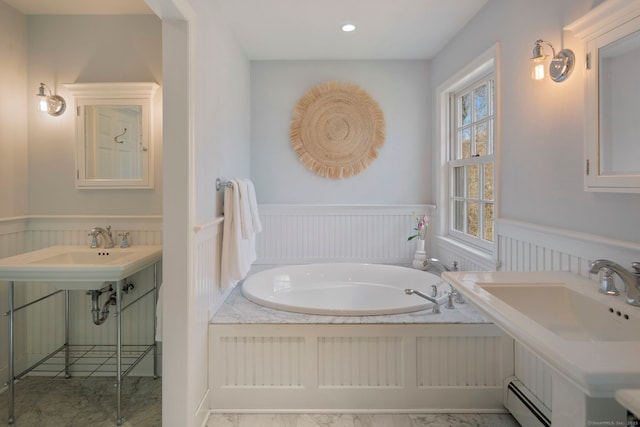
[442,271,640,426]
[0,244,162,425]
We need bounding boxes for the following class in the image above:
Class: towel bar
[215,178,233,191]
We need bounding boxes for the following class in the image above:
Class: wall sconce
[530,39,575,82]
[37,83,66,116]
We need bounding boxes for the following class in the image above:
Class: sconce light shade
[37,83,66,116]
[530,39,575,83]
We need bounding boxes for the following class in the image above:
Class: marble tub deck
[209,281,520,426]
[212,282,490,325]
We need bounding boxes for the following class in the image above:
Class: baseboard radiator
[505,378,551,427]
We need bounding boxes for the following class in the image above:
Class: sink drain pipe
[88,284,117,326]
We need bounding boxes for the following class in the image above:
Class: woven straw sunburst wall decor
[290,80,385,179]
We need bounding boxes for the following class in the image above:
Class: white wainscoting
[0,215,162,380]
[210,324,513,412]
[255,204,434,265]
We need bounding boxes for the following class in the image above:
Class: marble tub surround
[0,377,160,427]
[210,274,511,413]
[212,285,490,324]
[208,413,520,427]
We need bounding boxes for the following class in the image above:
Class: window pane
[460,93,470,126]
[474,84,487,120]
[453,200,464,232]
[460,128,471,159]
[484,203,494,242]
[484,162,494,201]
[475,122,488,156]
[467,165,479,199]
[467,202,479,237]
[453,166,464,197]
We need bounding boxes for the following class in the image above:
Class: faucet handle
[119,232,130,248]
[88,233,99,248]
[599,267,620,295]
[632,262,640,275]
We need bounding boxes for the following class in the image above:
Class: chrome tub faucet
[405,288,441,314]
[589,259,640,306]
[88,225,115,249]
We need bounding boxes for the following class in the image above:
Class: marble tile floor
[0,376,521,427]
[207,413,521,427]
[0,376,161,427]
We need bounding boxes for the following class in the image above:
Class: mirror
[64,82,159,189]
[598,30,640,176]
[567,0,640,193]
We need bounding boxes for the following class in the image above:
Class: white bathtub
[241,263,448,315]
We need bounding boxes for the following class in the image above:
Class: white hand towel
[244,179,262,234]
[220,179,256,290]
[238,179,254,239]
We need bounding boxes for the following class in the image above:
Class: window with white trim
[448,75,495,250]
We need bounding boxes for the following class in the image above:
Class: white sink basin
[443,271,640,397]
[0,245,162,290]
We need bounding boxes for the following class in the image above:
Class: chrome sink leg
[116,279,123,426]
[153,263,158,379]
[7,281,15,425]
[64,290,70,379]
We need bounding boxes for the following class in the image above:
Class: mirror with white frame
[567,0,640,193]
[64,82,159,189]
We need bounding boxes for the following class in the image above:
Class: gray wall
[250,60,431,204]
[430,0,640,243]
[0,1,28,218]
[26,15,162,216]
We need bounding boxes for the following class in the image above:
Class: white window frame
[435,43,500,259]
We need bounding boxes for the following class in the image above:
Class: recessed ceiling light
[341,23,356,32]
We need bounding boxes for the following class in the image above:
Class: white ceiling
[4,0,488,60]
[3,0,154,15]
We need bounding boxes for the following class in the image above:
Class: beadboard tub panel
[210,324,513,412]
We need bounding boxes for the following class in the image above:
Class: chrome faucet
[405,289,441,314]
[589,259,640,306]
[422,258,458,275]
[88,225,115,249]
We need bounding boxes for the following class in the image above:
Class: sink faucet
[589,259,640,306]
[405,289,441,314]
[88,225,115,249]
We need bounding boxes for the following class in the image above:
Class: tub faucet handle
[446,292,455,309]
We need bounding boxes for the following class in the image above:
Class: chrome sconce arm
[37,83,66,116]
[530,39,575,83]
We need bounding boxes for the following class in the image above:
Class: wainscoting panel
[416,335,503,388]
[218,336,305,388]
[318,336,404,388]
[194,218,226,317]
[255,205,434,265]
[210,324,513,412]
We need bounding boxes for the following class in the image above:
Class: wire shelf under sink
[28,344,155,378]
